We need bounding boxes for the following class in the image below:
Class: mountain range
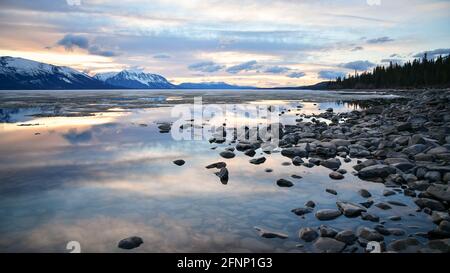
[0,56,255,90]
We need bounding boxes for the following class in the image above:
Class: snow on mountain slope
[0,56,111,90]
[94,69,176,89]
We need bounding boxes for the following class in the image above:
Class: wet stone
[277,179,294,187]
[315,209,342,221]
[118,236,144,250]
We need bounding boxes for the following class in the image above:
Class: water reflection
[0,91,433,253]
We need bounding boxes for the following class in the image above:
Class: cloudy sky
[0,0,449,87]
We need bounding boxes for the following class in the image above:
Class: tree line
[328,54,450,89]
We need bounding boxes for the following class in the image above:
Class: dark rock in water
[388,228,406,236]
[281,147,308,158]
[118,236,143,250]
[220,151,236,159]
[265,168,273,173]
[313,237,346,253]
[337,169,347,174]
[375,202,392,210]
[302,162,315,168]
[277,178,294,187]
[336,230,357,245]
[357,227,384,242]
[387,201,407,207]
[326,188,337,195]
[388,215,401,221]
[236,142,255,151]
[360,200,375,208]
[374,225,391,236]
[292,156,304,166]
[361,212,379,222]
[158,123,171,133]
[249,157,266,165]
[305,200,316,208]
[321,158,342,171]
[358,189,372,198]
[281,162,292,166]
[291,207,314,216]
[173,159,185,166]
[299,227,318,242]
[244,149,256,157]
[414,198,446,211]
[254,226,288,239]
[358,164,397,180]
[215,167,229,184]
[344,157,351,163]
[336,201,367,217]
[388,238,420,253]
[329,171,344,180]
[404,189,417,197]
[383,189,396,196]
[206,162,227,169]
[315,209,342,221]
[309,158,321,165]
[426,184,450,202]
[291,174,303,179]
[319,225,338,238]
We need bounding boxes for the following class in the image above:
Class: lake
[0,89,432,253]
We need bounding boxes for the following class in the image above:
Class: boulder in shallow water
[118,236,143,250]
[277,178,294,187]
[173,159,185,166]
[315,209,342,221]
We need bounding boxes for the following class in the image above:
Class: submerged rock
[254,227,288,239]
[358,189,372,198]
[291,207,314,216]
[313,237,346,253]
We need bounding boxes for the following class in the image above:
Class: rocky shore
[205,90,450,253]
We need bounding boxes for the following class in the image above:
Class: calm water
[0,90,431,253]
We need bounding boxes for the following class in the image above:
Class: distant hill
[0,56,111,90]
[177,81,254,89]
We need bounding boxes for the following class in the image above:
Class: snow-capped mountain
[0,56,111,90]
[94,69,176,89]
